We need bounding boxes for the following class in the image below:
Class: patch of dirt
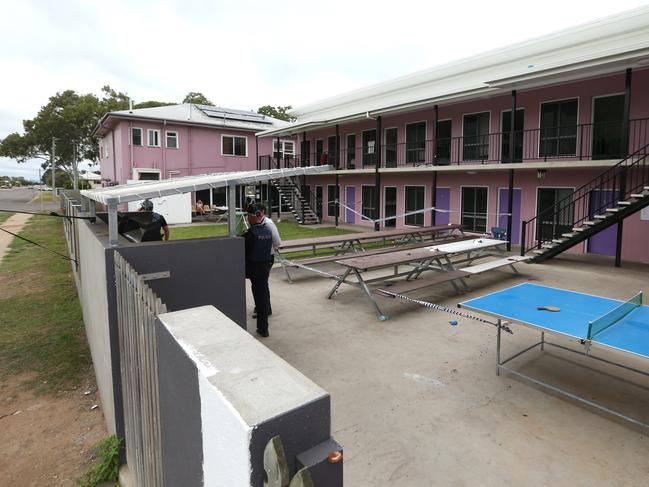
[0,372,108,486]
[0,267,50,300]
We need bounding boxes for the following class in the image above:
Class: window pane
[327,186,338,217]
[406,122,426,164]
[362,186,377,220]
[463,112,489,161]
[461,187,487,232]
[362,130,376,166]
[346,134,356,168]
[284,141,294,154]
[223,136,233,155]
[132,128,142,146]
[166,132,178,148]
[405,186,424,226]
[234,137,246,156]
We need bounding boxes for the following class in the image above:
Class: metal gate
[114,253,167,486]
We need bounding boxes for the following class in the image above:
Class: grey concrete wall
[156,319,203,486]
[156,306,342,487]
[73,217,246,450]
[76,221,119,435]
[117,237,246,327]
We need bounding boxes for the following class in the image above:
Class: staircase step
[593,214,608,220]
[552,238,567,244]
[562,232,577,238]
[630,194,646,198]
[572,227,586,232]
[542,243,556,249]
[617,201,631,206]
[582,221,597,226]
[605,207,621,213]
[533,249,545,255]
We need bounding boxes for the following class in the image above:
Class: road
[0,187,58,212]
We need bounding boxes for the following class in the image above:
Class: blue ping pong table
[459,283,649,429]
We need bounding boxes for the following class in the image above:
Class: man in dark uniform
[242,204,273,337]
[139,199,170,241]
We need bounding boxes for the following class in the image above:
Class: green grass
[0,216,91,391]
[0,212,13,225]
[171,220,356,241]
[77,435,122,487]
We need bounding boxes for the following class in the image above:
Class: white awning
[81,166,333,205]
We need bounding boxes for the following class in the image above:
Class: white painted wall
[126,180,192,224]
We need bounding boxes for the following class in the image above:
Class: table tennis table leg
[327,268,351,299]
[353,269,388,321]
[496,320,502,376]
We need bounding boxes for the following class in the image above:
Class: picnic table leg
[327,268,351,299]
[541,332,545,351]
[353,269,388,321]
[277,252,294,283]
[508,263,521,274]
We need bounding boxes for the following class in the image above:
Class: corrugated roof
[258,6,649,137]
[81,166,333,205]
[96,103,289,136]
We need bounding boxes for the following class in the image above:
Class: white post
[51,138,56,194]
[108,200,119,246]
[227,183,237,237]
[39,168,43,212]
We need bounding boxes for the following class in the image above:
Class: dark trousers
[248,261,272,333]
[254,255,274,315]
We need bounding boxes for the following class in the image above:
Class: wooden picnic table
[277,224,463,282]
[278,224,463,253]
[328,238,510,320]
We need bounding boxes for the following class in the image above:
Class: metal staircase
[521,144,649,262]
[257,151,322,225]
[270,178,319,225]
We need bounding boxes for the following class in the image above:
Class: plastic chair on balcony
[490,227,508,240]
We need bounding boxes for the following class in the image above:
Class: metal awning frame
[80,166,333,246]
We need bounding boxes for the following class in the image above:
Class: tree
[182,92,214,106]
[257,105,295,122]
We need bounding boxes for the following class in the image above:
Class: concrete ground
[246,252,649,487]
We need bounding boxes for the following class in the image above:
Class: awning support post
[228,183,237,237]
[108,200,119,247]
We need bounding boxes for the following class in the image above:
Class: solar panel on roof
[198,106,273,125]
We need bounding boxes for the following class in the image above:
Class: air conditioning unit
[132,168,161,181]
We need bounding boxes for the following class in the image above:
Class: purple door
[498,188,522,244]
[435,188,450,225]
[588,190,617,256]
[345,186,356,223]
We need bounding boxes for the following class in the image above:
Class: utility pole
[73,142,79,190]
[51,138,56,194]
[39,168,43,212]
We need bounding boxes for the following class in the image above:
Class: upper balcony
[260,118,649,171]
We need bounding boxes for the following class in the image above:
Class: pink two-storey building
[94,104,288,206]
[258,7,649,265]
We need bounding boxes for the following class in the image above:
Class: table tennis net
[587,291,643,340]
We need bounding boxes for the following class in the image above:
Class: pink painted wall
[100,120,270,184]
[307,167,649,263]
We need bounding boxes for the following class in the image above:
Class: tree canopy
[257,105,295,122]
[182,92,214,106]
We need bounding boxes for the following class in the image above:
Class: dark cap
[247,204,262,216]
[140,199,154,211]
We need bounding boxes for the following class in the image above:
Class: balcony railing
[260,118,649,170]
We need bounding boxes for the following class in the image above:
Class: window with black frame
[362,186,378,221]
[405,186,425,226]
[384,128,398,167]
[435,120,452,164]
[461,187,488,232]
[406,122,426,164]
[327,185,338,217]
[463,112,490,161]
[362,130,376,166]
[539,99,578,158]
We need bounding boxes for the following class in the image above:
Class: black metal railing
[520,142,649,255]
[261,118,649,169]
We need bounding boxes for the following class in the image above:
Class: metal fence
[114,252,167,487]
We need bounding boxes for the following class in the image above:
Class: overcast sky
[2,0,648,180]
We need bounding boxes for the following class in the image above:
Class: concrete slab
[246,255,649,487]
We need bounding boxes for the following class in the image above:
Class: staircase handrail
[521,142,649,255]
